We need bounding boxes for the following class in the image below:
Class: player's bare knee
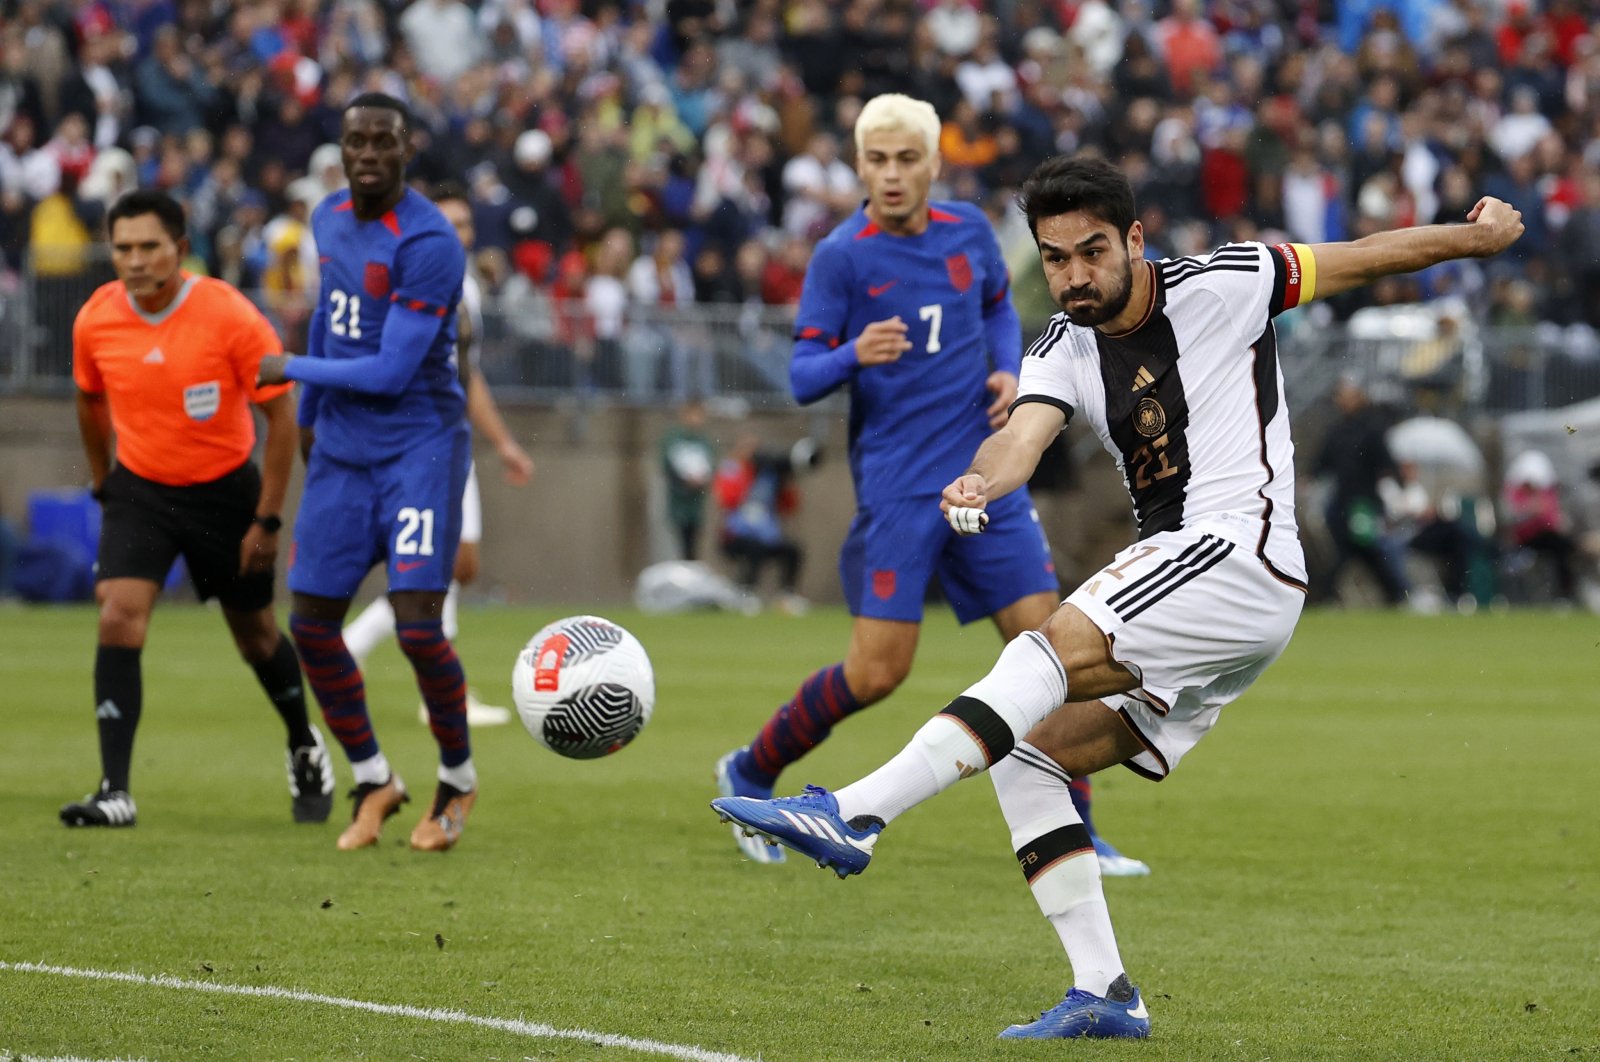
[1041,604,1137,701]
[96,595,150,647]
[226,611,281,664]
[391,590,446,625]
[849,655,912,703]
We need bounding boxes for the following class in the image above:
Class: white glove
[946,506,988,536]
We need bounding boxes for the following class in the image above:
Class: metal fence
[7,249,1600,416]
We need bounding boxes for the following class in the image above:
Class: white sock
[834,740,944,825]
[833,632,1069,825]
[350,751,392,787]
[343,596,396,665]
[442,581,460,641]
[439,758,477,793]
[991,743,1124,997]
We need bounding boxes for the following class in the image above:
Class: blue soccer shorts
[289,429,470,600]
[839,488,1059,624]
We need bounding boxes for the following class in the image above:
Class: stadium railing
[6,249,1600,415]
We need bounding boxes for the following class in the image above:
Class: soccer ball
[511,615,655,759]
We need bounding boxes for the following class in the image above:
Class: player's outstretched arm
[466,367,534,484]
[940,401,1067,518]
[1308,197,1523,301]
[790,317,911,405]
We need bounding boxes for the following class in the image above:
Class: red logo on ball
[532,633,570,692]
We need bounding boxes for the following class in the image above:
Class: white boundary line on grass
[0,961,758,1062]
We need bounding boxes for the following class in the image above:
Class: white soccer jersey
[1017,241,1314,588]
[461,272,484,372]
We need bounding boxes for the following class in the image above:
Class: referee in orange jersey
[62,189,336,829]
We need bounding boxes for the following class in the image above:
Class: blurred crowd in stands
[6,0,1600,335]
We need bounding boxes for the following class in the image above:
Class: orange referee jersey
[72,273,291,486]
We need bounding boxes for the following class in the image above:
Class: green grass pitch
[1,604,1597,1060]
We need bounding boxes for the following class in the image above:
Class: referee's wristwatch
[253,513,283,533]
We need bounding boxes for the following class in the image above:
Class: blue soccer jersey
[290,187,466,462]
[791,200,1021,502]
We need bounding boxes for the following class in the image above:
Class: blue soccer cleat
[998,982,1151,1040]
[713,747,785,865]
[1093,833,1152,877]
[710,784,883,878]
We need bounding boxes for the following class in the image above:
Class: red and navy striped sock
[397,619,470,769]
[744,663,864,784]
[289,614,378,763]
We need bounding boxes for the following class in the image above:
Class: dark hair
[343,91,412,133]
[1017,155,1136,238]
[430,180,471,206]
[106,189,187,241]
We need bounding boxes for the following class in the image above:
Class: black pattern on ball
[550,619,624,666]
[541,682,646,759]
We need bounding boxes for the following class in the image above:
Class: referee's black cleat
[287,729,337,824]
[60,781,137,828]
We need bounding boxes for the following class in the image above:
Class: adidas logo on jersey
[143,347,165,365]
[1131,366,1155,390]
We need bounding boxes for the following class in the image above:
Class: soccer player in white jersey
[342,182,535,725]
[712,155,1524,1039]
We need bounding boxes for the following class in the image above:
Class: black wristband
[253,513,283,533]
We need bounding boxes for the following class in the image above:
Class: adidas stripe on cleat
[713,747,784,865]
[710,785,883,878]
[60,782,137,828]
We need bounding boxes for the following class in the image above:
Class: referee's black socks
[252,632,316,750]
[94,645,142,793]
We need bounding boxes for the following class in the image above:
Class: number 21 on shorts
[395,506,435,556]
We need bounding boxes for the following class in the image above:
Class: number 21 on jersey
[329,290,363,338]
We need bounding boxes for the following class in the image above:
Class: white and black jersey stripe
[1015,242,1309,588]
[1104,534,1235,620]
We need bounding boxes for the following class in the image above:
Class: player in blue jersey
[257,93,477,853]
[713,94,1146,875]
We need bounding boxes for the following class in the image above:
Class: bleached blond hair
[854,93,941,158]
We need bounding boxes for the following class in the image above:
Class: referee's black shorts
[96,460,275,611]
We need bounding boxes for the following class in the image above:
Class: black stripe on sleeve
[1016,823,1095,883]
[939,695,1016,765]
[1009,393,1075,424]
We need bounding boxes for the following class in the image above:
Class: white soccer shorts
[460,461,482,545]
[1064,521,1306,780]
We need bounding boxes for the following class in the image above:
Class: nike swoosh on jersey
[395,560,427,572]
[867,281,898,297]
